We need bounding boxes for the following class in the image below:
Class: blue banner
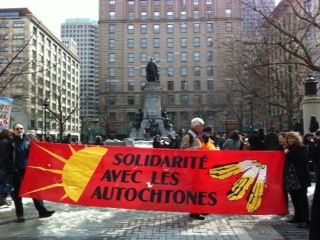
[0,96,13,131]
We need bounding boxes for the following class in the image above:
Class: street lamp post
[43,98,49,140]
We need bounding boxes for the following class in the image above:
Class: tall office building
[61,19,99,140]
[99,0,243,135]
[0,8,81,139]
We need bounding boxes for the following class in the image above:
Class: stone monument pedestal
[302,96,320,134]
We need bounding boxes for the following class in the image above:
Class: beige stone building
[0,8,81,140]
[99,0,243,136]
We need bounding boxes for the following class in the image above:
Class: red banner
[20,142,288,215]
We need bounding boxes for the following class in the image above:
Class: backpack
[188,133,194,147]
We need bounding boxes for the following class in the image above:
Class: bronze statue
[146,58,159,82]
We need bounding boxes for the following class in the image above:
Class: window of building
[207,66,214,76]
[207,80,214,90]
[193,11,200,19]
[181,81,188,90]
[109,12,116,20]
[193,37,200,47]
[167,0,174,5]
[141,12,147,20]
[194,66,201,76]
[154,0,160,6]
[226,22,232,32]
[180,23,187,33]
[154,11,160,20]
[153,38,160,48]
[194,23,200,33]
[180,52,188,62]
[181,0,187,5]
[181,95,189,106]
[107,81,117,91]
[207,23,213,32]
[167,38,174,48]
[168,81,174,90]
[153,52,160,62]
[207,37,213,47]
[207,0,212,4]
[128,53,135,63]
[181,11,187,19]
[141,53,148,62]
[194,80,201,90]
[109,25,116,33]
[167,52,175,62]
[141,67,146,76]
[167,95,175,105]
[128,96,135,105]
[128,38,134,48]
[181,38,187,48]
[140,24,147,34]
[141,0,148,7]
[13,34,25,40]
[128,12,135,20]
[207,11,213,18]
[128,25,134,34]
[226,9,232,17]
[109,39,116,48]
[167,12,174,19]
[13,22,25,28]
[193,52,200,62]
[180,67,188,76]
[153,24,160,34]
[128,0,134,6]
[167,24,174,33]
[128,67,135,77]
[194,95,202,104]
[109,53,116,63]
[193,0,199,5]
[109,68,117,77]
[108,96,116,106]
[109,0,116,5]
[128,80,135,91]
[140,38,147,48]
[168,66,175,76]
[207,51,213,61]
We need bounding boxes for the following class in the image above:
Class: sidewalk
[0,186,314,240]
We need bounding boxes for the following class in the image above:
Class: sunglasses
[15,128,24,130]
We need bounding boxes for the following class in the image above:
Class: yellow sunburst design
[22,144,108,203]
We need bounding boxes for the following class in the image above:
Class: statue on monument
[146,58,159,82]
[161,109,172,130]
[133,109,143,129]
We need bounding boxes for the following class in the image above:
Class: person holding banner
[10,123,55,223]
[284,131,310,228]
[181,117,207,220]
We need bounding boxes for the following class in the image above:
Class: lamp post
[43,98,49,140]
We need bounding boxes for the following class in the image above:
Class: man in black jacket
[11,123,55,223]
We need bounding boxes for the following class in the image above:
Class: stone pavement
[0,186,314,240]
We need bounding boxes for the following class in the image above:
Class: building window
[109,0,116,5]
[153,24,160,34]
[181,0,187,5]
[194,80,201,90]
[109,12,116,20]
[128,53,135,63]
[107,82,117,91]
[194,66,201,76]
[207,51,213,61]
[141,53,148,63]
[128,0,134,6]
[207,0,212,4]
[153,52,160,62]
[180,52,188,62]
[168,66,175,76]
[168,81,174,90]
[128,67,135,77]
[154,0,160,6]
[181,95,189,106]
[226,9,232,17]
[141,67,146,76]
[180,23,187,33]
[226,22,232,32]
[193,11,200,19]
[193,52,200,62]
[141,12,147,20]
[207,11,213,18]
[140,24,147,34]
[154,11,160,20]
[193,37,200,47]
[13,22,25,28]
[109,25,116,33]
[140,38,147,48]
[181,81,188,90]
[208,80,214,90]
[167,11,174,19]
[167,24,174,33]
[141,0,148,7]
[181,11,187,19]
[109,39,116,48]
[13,34,25,40]
[167,52,175,62]
[181,38,187,48]
[207,66,214,76]
[167,0,174,5]
[128,96,135,105]
[128,12,135,20]
[108,96,116,106]
[109,68,117,77]
[153,38,160,48]
[207,23,213,32]
[128,39,134,48]
[128,25,134,34]
[128,80,135,91]
[167,38,174,48]
[109,53,116,63]
[207,37,213,47]
[168,95,175,105]
[193,0,199,5]
[180,67,188,76]
[194,95,202,104]
[194,23,200,33]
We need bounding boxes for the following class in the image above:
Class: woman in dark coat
[284,131,311,228]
